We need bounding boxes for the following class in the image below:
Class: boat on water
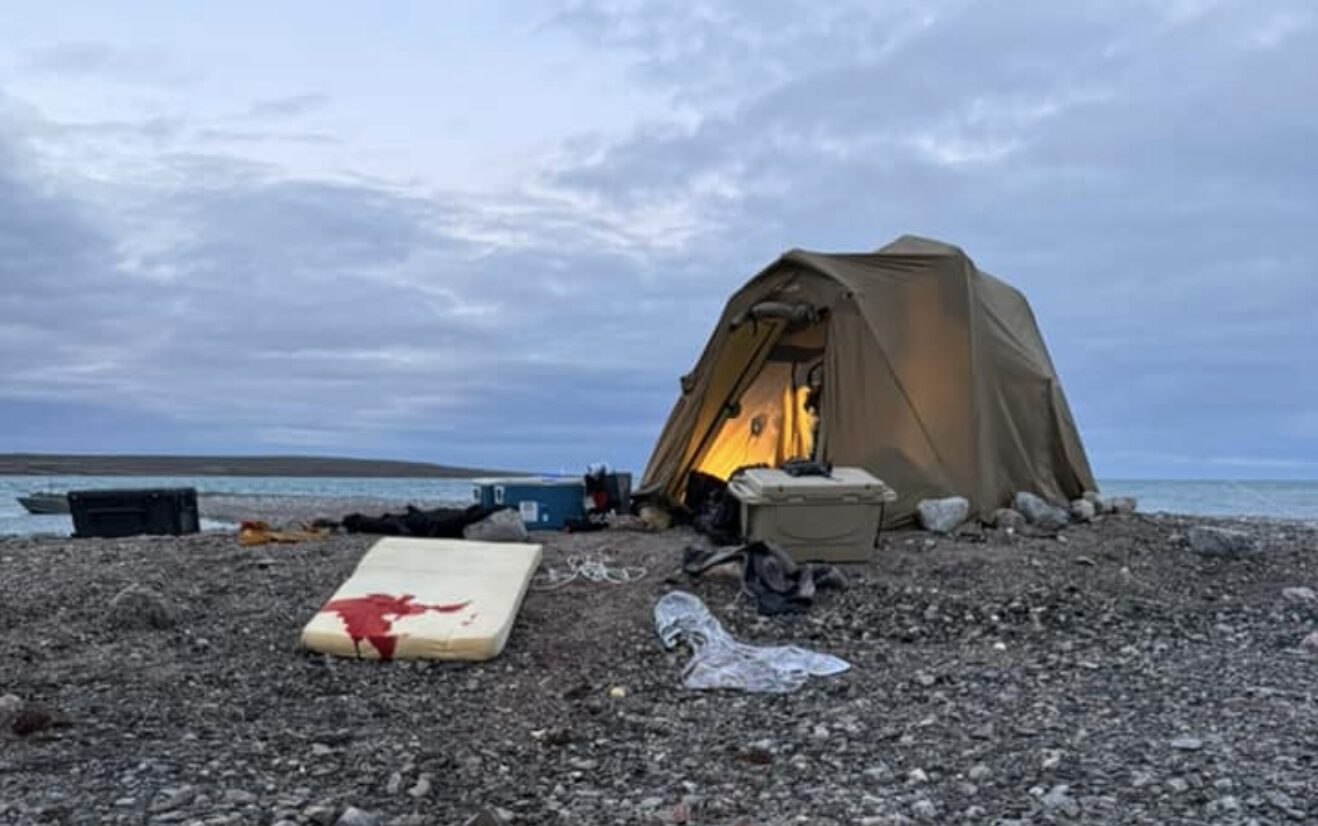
[16,492,70,514]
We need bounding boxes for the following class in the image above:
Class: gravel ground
[2,502,1317,826]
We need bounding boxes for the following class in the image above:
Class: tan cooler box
[727,467,897,562]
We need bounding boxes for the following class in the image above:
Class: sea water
[0,475,1314,536]
[0,474,476,537]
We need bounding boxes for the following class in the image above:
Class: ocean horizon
[0,474,1314,536]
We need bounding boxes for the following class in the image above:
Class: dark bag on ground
[341,504,496,538]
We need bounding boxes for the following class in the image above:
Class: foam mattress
[301,537,542,661]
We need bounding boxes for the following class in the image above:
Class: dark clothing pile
[341,504,497,538]
[682,541,846,616]
[682,470,744,544]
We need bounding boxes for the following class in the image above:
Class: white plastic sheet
[654,590,850,693]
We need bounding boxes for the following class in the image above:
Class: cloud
[244,93,330,120]
[1,1,1316,477]
[19,42,194,86]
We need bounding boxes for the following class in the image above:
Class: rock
[989,508,1026,530]
[406,775,431,799]
[336,807,379,826]
[1109,496,1137,514]
[1166,777,1189,793]
[910,799,937,822]
[1169,735,1203,751]
[222,789,256,806]
[304,805,337,826]
[907,768,929,784]
[1041,749,1062,770]
[1301,631,1318,651]
[916,497,969,534]
[0,694,21,728]
[1041,784,1079,816]
[967,763,990,781]
[1188,526,1257,556]
[151,787,196,813]
[10,704,54,737]
[1069,499,1096,523]
[109,584,175,630]
[1013,492,1070,530]
[1082,490,1106,511]
[460,810,508,826]
[1282,587,1316,603]
[462,508,528,543]
[384,772,403,795]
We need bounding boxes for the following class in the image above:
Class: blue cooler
[471,477,586,530]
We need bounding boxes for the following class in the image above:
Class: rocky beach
[2,500,1317,825]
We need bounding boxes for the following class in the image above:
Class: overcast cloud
[1,1,1314,477]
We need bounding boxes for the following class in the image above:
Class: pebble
[336,806,379,826]
[406,775,432,799]
[1041,784,1079,816]
[1041,749,1062,770]
[1167,777,1189,793]
[967,764,990,781]
[1281,587,1316,603]
[1170,735,1203,751]
[221,789,256,806]
[910,799,937,821]
[151,786,196,813]
[907,768,929,784]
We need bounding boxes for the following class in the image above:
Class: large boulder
[1188,525,1257,556]
[109,584,175,630]
[917,497,969,534]
[462,508,529,543]
[1013,492,1070,531]
[1069,499,1097,523]
[1082,490,1107,512]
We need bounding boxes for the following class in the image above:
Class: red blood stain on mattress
[321,593,469,660]
[460,612,479,628]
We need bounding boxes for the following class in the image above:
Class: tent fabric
[640,235,1096,526]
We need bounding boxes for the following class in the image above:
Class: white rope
[532,554,648,590]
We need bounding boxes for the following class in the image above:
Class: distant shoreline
[0,453,522,478]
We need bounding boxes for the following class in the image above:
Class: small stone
[406,775,431,799]
[1069,499,1096,523]
[1282,587,1316,603]
[109,584,175,630]
[221,789,256,806]
[910,799,937,822]
[989,508,1026,530]
[1131,770,1154,788]
[1041,749,1062,770]
[1169,735,1203,751]
[639,797,664,811]
[385,772,403,795]
[1216,795,1240,812]
[1301,631,1318,651]
[310,743,334,757]
[10,704,54,737]
[963,805,987,819]
[967,764,990,781]
[1041,784,1079,816]
[0,694,21,726]
[907,768,929,784]
[917,497,969,534]
[304,805,337,826]
[1082,490,1106,510]
[151,787,196,813]
[1013,492,1070,530]
[1188,526,1256,556]
[1108,496,1137,514]
[335,806,379,826]
[914,672,936,688]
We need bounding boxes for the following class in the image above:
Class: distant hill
[0,454,522,478]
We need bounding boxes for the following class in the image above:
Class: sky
[1,0,1315,479]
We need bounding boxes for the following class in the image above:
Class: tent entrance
[691,323,826,482]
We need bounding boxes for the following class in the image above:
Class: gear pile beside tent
[638,235,1096,526]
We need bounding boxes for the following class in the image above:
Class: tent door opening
[691,322,827,482]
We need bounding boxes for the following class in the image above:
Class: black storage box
[68,488,200,538]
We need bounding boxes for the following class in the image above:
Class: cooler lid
[728,467,897,504]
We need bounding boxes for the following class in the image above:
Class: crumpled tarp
[654,590,850,693]
[682,541,845,615]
